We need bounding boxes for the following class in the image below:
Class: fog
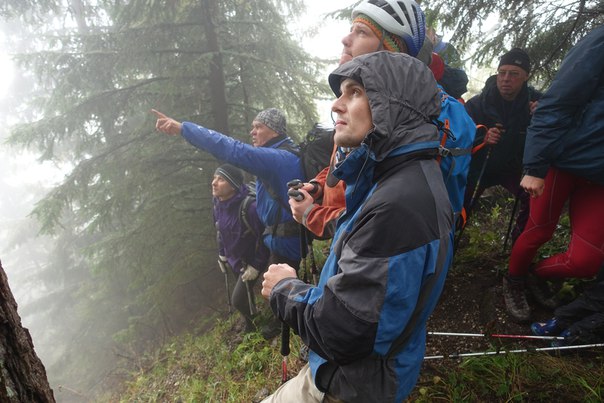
[0,1,349,400]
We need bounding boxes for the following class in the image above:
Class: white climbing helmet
[352,0,426,57]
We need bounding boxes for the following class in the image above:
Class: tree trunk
[0,259,55,402]
[201,0,230,134]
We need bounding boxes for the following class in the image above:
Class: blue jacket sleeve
[523,30,604,178]
[181,122,298,183]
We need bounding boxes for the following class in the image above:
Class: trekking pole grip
[280,322,290,383]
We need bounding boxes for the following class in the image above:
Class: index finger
[151,109,167,119]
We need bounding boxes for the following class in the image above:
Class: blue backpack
[434,86,476,225]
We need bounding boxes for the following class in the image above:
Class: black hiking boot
[244,318,256,334]
[526,274,559,310]
[502,275,531,323]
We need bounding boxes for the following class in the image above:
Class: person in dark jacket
[213,164,269,332]
[152,108,304,269]
[261,52,453,403]
[504,25,604,323]
[531,262,604,346]
[464,48,542,242]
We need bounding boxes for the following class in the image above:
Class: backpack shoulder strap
[239,193,257,237]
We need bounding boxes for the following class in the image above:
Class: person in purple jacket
[213,164,269,333]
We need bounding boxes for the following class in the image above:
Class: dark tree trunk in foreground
[0,259,55,402]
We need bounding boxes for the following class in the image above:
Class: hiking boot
[502,275,531,323]
[260,318,282,340]
[244,318,256,334]
[526,274,559,310]
[551,328,576,347]
[531,317,561,336]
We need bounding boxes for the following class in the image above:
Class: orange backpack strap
[471,125,489,154]
[459,206,467,229]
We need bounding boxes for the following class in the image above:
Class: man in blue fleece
[152,108,303,270]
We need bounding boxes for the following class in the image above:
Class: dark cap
[214,164,243,190]
[499,48,530,74]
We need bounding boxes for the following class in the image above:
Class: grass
[111,313,306,402]
[413,353,604,402]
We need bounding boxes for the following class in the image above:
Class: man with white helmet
[290,0,474,242]
[290,0,431,240]
[340,0,428,64]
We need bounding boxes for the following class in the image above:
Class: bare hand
[261,263,297,299]
[485,127,502,145]
[152,109,182,135]
[289,188,314,223]
[303,182,321,197]
[529,101,539,115]
[521,174,545,198]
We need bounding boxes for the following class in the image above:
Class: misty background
[0,0,599,401]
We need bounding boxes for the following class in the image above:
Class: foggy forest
[0,0,602,401]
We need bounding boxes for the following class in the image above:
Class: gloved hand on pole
[218,255,230,274]
[241,265,260,282]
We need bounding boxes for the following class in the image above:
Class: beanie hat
[353,14,405,53]
[214,164,243,190]
[499,48,531,74]
[254,108,287,137]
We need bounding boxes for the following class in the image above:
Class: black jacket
[465,75,542,186]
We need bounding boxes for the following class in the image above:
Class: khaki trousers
[261,363,344,403]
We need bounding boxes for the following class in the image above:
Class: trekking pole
[428,331,565,341]
[467,124,504,211]
[453,125,489,250]
[424,343,604,360]
[288,179,309,282]
[287,179,320,285]
[502,189,521,254]
[244,280,257,316]
[218,260,232,314]
[274,178,309,384]
[308,239,319,285]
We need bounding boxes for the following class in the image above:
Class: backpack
[298,124,335,181]
[434,87,476,224]
[270,124,334,186]
[239,183,258,237]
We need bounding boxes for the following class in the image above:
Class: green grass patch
[112,313,305,402]
[413,353,604,402]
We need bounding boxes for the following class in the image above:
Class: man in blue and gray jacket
[261,51,453,403]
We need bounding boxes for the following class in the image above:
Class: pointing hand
[152,109,182,135]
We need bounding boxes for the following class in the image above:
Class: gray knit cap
[254,108,287,137]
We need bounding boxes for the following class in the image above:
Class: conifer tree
[1,0,325,396]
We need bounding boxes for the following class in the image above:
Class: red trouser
[509,167,604,279]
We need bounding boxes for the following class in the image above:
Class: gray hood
[329,51,441,161]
